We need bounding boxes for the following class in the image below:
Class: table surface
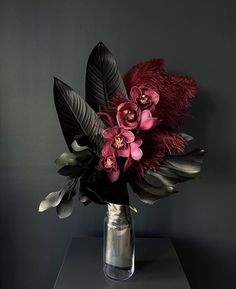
[53,237,191,289]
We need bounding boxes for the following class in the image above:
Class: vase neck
[107,204,131,221]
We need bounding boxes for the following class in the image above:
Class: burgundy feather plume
[135,129,187,175]
[124,59,197,129]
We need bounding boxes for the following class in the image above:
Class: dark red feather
[124,59,197,129]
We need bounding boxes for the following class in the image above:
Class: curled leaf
[129,205,138,213]
[71,140,88,152]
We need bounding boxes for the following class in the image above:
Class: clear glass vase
[103,204,135,281]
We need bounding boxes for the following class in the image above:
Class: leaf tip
[129,205,138,213]
[97,41,105,47]
[38,200,47,212]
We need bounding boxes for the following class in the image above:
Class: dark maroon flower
[116,101,141,130]
[130,86,159,111]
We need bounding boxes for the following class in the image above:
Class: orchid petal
[118,146,131,157]
[120,129,135,143]
[141,109,152,121]
[130,86,142,100]
[102,127,118,139]
[101,141,115,156]
[133,137,143,147]
[131,148,143,160]
[140,118,158,130]
[140,110,158,130]
[145,89,160,104]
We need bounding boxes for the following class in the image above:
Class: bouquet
[39,42,206,218]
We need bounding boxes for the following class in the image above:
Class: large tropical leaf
[129,177,177,205]
[54,78,104,152]
[130,148,206,205]
[86,42,128,112]
[149,148,206,186]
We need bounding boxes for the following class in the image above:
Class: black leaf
[161,148,206,175]
[146,148,206,188]
[129,176,177,205]
[86,42,128,112]
[54,78,104,152]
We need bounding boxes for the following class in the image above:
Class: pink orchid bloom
[124,137,143,171]
[139,109,160,131]
[97,151,120,183]
[116,101,141,130]
[130,86,160,112]
[102,126,135,157]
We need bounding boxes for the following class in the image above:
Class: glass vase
[103,204,135,281]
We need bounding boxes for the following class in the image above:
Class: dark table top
[53,237,191,289]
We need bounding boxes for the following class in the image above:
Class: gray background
[0,0,235,288]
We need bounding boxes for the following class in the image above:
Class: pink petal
[117,102,126,111]
[139,110,158,130]
[145,89,160,104]
[141,109,152,121]
[133,137,143,147]
[140,118,158,130]
[118,146,130,157]
[131,148,143,160]
[107,169,120,183]
[102,127,118,139]
[130,86,142,100]
[101,141,115,156]
[120,128,135,143]
[130,140,141,151]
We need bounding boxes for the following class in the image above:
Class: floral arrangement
[39,42,206,218]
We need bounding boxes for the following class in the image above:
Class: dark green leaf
[86,42,128,112]
[57,166,83,177]
[55,152,78,166]
[74,150,94,166]
[38,178,76,213]
[179,133,194,142]
[38,191,62,212]
[54,78,104,152]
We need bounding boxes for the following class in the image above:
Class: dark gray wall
[0,0,235,288]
